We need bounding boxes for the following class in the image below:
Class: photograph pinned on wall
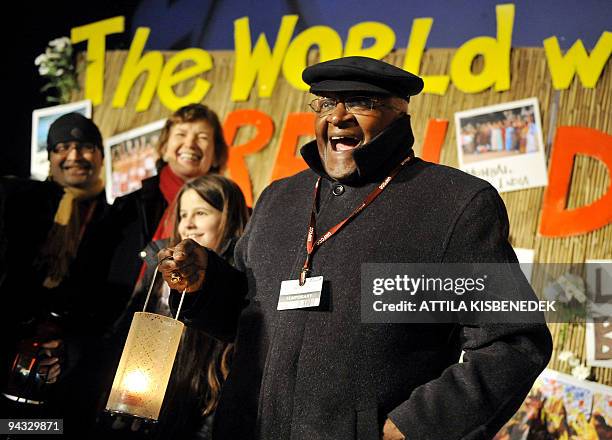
[30,100,92,181]
[454,98,548,193]
[586,260,612,368]
[494,369,612,440]
[104,119,165,204]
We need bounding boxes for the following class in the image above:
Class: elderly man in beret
[159,57,552,440]
[1,113,114,433]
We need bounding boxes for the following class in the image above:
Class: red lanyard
[299,156,411,285]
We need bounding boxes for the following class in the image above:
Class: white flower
[37,36,78,103]
[571,364,591,381]
[34,54,48,66]
[45,48,61,59]
[557,350,575,362]
[558,273,586,303]
[568,356,581,367]
[49,37,70,51]
[544,282,568,303]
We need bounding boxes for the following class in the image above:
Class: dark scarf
[299,113,415,185]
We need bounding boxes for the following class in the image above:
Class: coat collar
[140,173,162,200]
[299,113,415,185]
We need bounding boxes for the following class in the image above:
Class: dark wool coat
[0,177,116,435]
[103,173,167,311]
[174,115,552,440]
[0,177,113,342]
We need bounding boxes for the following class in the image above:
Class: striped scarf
[37,179,105,288]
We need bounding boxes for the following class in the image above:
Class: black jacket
[173,116,553,440]
[104,173,167,314]
[0,177,113,345]
[0,177,117,435]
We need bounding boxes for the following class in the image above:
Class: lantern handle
[142,265,159,314]
[143,260,188,321]
[175,289,187,320]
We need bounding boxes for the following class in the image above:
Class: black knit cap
[47,112,104,156]
[302,56,424,99]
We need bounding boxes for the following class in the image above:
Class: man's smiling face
[49,141,103,189]
[314,93,407,182]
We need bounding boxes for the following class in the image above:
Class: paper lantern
[106,265,187,421]
[105,312,184,420]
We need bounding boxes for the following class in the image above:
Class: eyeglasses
[309,96,397,117]
[51,142,98,156]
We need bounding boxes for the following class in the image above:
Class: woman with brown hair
[103,103,229,325]
[106,174,249,439]
[93,104,230,438]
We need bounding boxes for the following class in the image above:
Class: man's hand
[38,339,62,384]
[158,239,208,293]
[382,418,405,440]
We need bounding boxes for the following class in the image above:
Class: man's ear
[389,97,409,115]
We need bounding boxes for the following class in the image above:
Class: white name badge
[277,276,323,310]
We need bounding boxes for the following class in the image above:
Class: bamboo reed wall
[74,47,612,385]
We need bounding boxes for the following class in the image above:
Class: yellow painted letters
[450,3,514,93]
[112,28,164,111]
[71,16,125,105]
[403,18,450,95]
[344,21,395,59]
[544,31,612,89]
[282,26,343,91]
[232,15,298,101]
[157,48,213,111]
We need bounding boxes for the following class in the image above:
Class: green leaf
[40,83,56,92]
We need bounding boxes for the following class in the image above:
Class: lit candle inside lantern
[119,370,150,407]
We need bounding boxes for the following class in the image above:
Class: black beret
[47,112,104,156]
[302,56,424,99]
